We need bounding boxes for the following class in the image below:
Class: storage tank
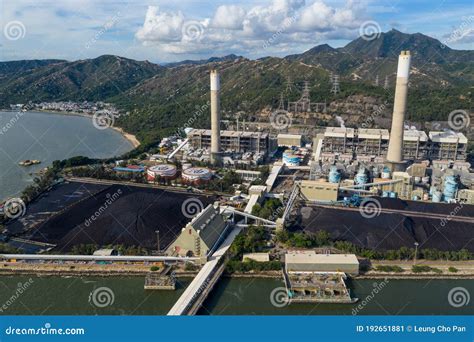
[328,166,342,184]
[443,175,458,202]
[381,167,391,179]
[382,191,389,198]
[182,167,212,184]
[283,150,300,166]
[355,167,368,186]
[389,191,397,198]
[432,191,443,203]
[147,164,177,181]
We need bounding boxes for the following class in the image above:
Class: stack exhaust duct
[210,70,221,165]
[386,51,411,171]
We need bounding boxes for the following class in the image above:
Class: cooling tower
[386,51,411,171]
[210,70,221,165]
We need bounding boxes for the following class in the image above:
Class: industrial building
[429,131,468,161]
[167,203,228,258]
[299,180,339,202]
[317,127,467,163]
[188,129,269,155]
[285,251,359,275]
[277,134,302,147]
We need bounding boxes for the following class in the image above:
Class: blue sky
[0,0,472,63]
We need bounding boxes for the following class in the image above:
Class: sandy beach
[21,109,141,149]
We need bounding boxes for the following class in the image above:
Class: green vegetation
[276,230,331,248]
[150,266,159,272]
[230,226,268,258]
[375,265,404,273]
[0,243,20,254]
[226,260,282,273]
[448,267,458,273]
[69,244,149,256]
[412,265,443,273]
[276,229,473,261]
[251,198,283,220]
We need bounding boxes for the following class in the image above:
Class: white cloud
[135,0,367,56]
[212,5,247,30]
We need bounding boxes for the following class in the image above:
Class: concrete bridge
[167,225,243,316]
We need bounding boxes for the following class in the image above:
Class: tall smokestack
[386,51,411,171]
[210,70,221,165]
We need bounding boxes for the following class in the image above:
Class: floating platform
[144,273,176,290]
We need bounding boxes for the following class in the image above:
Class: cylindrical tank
[412,195,419,201]
[182,167,212,184]
[328,166,341,184]
[381,167,391,179]
[432,191,443,203]
[389,191,397,198]
[147,164,177,181]
[382,191,389,198]
[355,167,368,186]
[283,150,300,166]
[443,175,458,202]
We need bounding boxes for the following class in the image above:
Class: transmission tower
[330,74,340,95]
[374,74,379,87]
[383,75,389,89]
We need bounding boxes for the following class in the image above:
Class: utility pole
[413,242,419,265]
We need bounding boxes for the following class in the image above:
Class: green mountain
[0,55,163,105]
[0,30,472,144]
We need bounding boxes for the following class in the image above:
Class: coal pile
[299,203,474,252]
[7,182,108,235]
[31,184,215,252]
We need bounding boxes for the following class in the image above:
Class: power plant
[386,51,412,171]
[210,70,222,165]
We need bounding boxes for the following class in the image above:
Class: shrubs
[150,266,159,272]
[412,265,442,273]
[448,267,458,273]
[375,265,404,273]
[226,260,282,273]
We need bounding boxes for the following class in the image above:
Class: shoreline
[1,265,473,280]
[2,109,141,149]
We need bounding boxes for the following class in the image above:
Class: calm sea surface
[0,111,133,200]
[0,276,471,315]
